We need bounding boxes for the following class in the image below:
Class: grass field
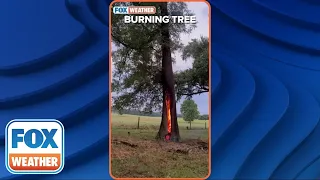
[110,114,210,178]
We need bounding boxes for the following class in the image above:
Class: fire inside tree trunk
[156,2,180,142]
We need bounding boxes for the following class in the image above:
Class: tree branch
[111,34,139,50]
[177,89,209,97]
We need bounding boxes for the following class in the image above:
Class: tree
[180,99,200,129]
[111,2,196,141]
[176,36,209,101]
[111,2,208,141]
[155,2,180,141]
[111,2,196,113]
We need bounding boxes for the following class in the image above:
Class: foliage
[111,2,208,114]
[180,99,200,122]
[176,36,209,101]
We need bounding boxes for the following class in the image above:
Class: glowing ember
[165,93,172,134]
[165,133,171,141]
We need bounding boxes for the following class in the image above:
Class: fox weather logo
[5,119,65,174]
[113,6,129,14]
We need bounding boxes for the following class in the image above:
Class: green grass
[110,114,210,178]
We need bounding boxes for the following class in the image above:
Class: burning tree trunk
[156,2,180,142]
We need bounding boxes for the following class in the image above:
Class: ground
[110,114,209,178]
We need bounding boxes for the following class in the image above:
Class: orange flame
[165,93,172,134]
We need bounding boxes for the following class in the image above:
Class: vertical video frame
[109,0,210,178]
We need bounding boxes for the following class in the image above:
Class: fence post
[137,117,140,129]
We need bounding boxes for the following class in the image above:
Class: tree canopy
[111,2,209,114]
[180,99,200,122]
[176,36,209,101]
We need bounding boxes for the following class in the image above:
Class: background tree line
[112,106,209,120]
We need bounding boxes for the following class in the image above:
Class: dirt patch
[111,129,209,178]
[111,136,209,178]
[112,137,208,155]
[111,138,208,165]
[112,139,138,148]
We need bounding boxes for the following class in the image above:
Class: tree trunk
[156,2,180,142]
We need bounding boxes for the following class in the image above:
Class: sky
[172,2,209,114]
[112,2,209,114]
